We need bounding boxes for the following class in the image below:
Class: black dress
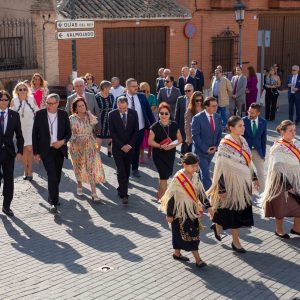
[95,93,114,138]
[212,174,254,230]
[151,121,178,180]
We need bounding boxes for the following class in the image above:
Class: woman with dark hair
[95,80,114,156]
[69,97,105,201]
[185,91,204,148]
[148,102,182,200]
[262,120,300,238]
[160,152,213,267]
[85,73,98,94]
[245,66,258,110]
[207,116,259,253]
[30,73,49,109]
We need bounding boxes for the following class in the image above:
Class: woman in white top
[11,82,38,181]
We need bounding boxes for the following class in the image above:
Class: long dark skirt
[171,218,200,251]
[213,203,254,230]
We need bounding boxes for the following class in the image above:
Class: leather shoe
[172,254,190,262]
[275,232,290,239]
[132,170,141,178]
[2,207,14,217]
[290,229,300,236]
[50,205,58,214]
[210,223,222,241]
[231,243,246,253]
[195,260,207,268]
[122,197,129,205]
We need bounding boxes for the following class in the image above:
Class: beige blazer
[211,76,232,107]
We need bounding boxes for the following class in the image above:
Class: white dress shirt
[48,112,58,146]
[205,109,215,127]
[126,93,145,130]
[291,74,298,93]
[111,85,125,100]
[0,108,9,133]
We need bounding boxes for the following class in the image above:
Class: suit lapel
[4,110,13,135]
[57,110,62,139]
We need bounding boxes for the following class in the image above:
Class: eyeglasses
[0,98,9,102]
[191,63,196,66]
[185,90,192,93]
[141,90,147,93]
[129,85,138,88]
[18,88,27,92]
[159,112,169,116]
[86,77,93,80]
[46,102,58,106]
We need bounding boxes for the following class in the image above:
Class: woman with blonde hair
[30,73,49,109]
[139,82,158,162]
[84,73,98,94]
[11,82,38,181]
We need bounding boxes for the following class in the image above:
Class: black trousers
[113,149,134,198]
[131,128,145,171]
[42,148,64,205]
[265,90,278,121]
[289,94,300,123]
[0,149,15,209]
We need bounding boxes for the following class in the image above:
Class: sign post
[184,22,196,66]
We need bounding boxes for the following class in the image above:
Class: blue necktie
[0,112,5,133]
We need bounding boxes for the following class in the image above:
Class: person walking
[11,82,38,181]
[148,102,182,200]
[110,77,125,102]
[108,97,139,205]
[30,73,49,109]
[262,120,300,238]
[160,153,213,267]
[178,66,196,95]
[207,116,260,252]
[0,90,24,217]
[243,103,267,192]
[69,97,105,201]
[245,66,258,111]
[32,93,71,214]
[191,97,222,191]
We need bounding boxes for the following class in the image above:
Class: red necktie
[210,115,215,134]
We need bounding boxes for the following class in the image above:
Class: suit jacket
[157,86,181,118]
[195,69,204,91]
[32,109,72,159]
[286,74,300,100]
[114,93,155,129]
[0,109,24,157]
[242,116,267,159]
[230,75,247,104]
[175,96,188,139]
[194,76,203,92]
[191,111,222,157]
[210,76,232,107]
[178,76,196,95]
[108,109,139,153]
[156,78,177,93]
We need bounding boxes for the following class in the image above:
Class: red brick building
[55,0,300,90]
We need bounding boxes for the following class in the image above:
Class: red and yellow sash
[175,171,203,215]
[276,139,300,162]
[222,138,251,166]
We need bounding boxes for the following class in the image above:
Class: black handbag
[271,88,279,97]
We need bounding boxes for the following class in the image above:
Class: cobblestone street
[0,93,299,300]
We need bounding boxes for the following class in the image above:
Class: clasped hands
[121,144,132,153]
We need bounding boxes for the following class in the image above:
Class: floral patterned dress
[69,112,105,184]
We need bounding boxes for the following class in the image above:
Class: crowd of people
[0,61,299,269]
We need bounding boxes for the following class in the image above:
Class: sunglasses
[195,99,203,103]
[86,77,93,80]
[18,88,27,92]
[46,102,57,106]
[191,63,196,66]
[165,80,170,83]
[0,98,9,102]
[159,112,169,116]
[141,90,147,93]
[185,90,192,92]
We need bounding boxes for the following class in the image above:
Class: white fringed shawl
[206,134,254,210]
[160,170,206,222]
[262,139,300,206]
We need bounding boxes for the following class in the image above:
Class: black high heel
[210,223,222,241]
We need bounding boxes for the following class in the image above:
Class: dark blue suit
[195,69,204,91]
[156,78,177,93]
[178,76,196,95]
[242,116,267,159]
[191,111,222,190]
[286,74,300,123]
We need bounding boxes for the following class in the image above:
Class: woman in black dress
[148,102,182,200]
[207,116,260,253]
[95,80,114,156]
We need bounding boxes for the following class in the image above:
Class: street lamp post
[234,0,246,67]
[71,0,77,79]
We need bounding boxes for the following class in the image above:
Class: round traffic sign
[184,22,196,39]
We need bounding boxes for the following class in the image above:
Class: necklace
[48,113,57,136]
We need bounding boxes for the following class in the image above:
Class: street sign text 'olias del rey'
[56,20,95,40]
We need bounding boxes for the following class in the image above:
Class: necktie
[233,77,239,94]
[210,115,215,134]
[292,75,297,88]
[0,111,5,133]
[252,120,257,136]
[184,78,186,84]
[122,113,127,127]
[131,96,135,110]
[167,88,171,97]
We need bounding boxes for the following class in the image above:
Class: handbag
[160,137,172,145]
[271,88,279,97]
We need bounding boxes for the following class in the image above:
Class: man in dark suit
[157,76,181,119]
[191,60,204,91]
[286,65,300,125]
[115,78,155,178]
[32,93,71,214]
[189,68,203,92]
[191,97,222,190]
[243,103,267,192]
[175,84,194,156]
[0,90,24,217]
[109,97,139,205]
[178,66,196,95]
[156,67,165,94]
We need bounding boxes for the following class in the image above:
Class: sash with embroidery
[221,138,251,166]
[175,171,203,215]
[275,139,300,163]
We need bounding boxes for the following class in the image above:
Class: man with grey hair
[110,77,125,101]
[32,93,71,214]
[178,66,196,95]
[287,65,300,124]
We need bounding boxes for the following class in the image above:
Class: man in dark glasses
[287,65,300,125]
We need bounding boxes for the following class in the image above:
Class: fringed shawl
[206,134,254,210]
[262,139,300,206]
[160,170,206,222]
